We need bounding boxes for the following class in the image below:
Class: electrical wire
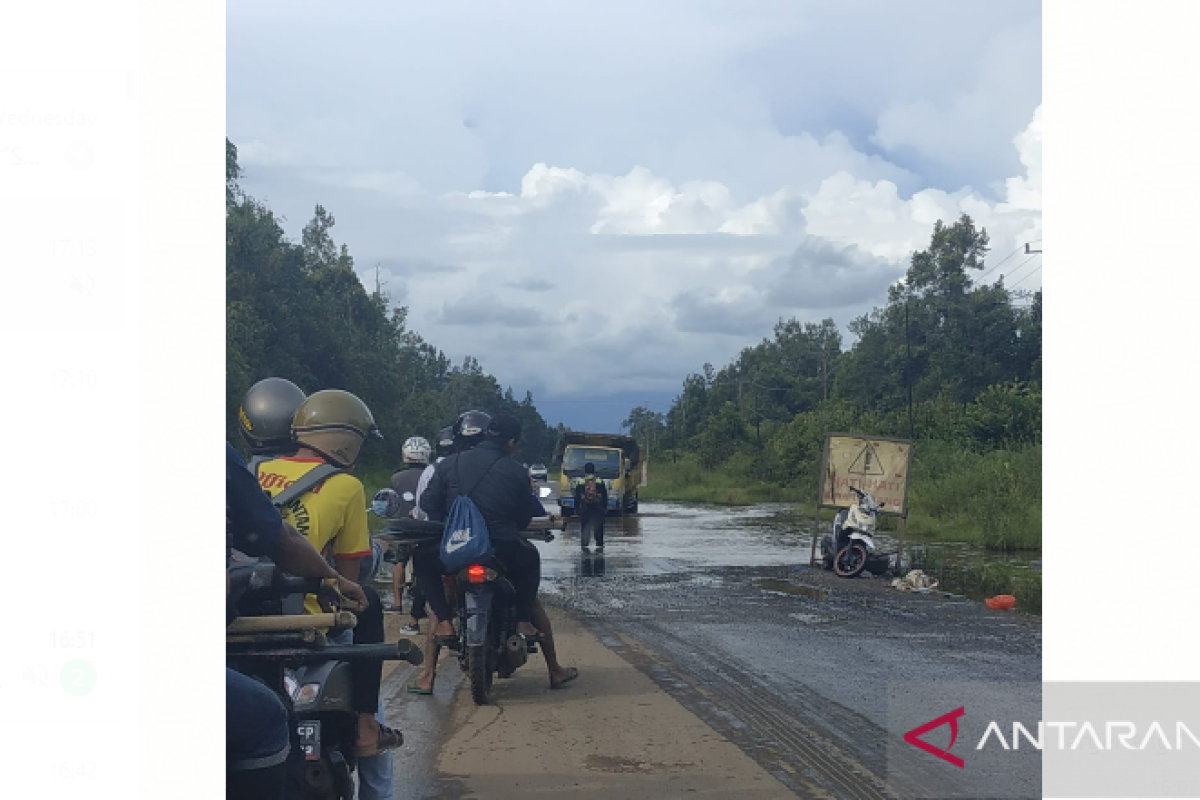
[977,244,1025,281]
[1010,265,1042,290]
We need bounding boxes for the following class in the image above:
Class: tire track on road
[579,614,897,800]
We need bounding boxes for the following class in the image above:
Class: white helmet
[401,436,432,465]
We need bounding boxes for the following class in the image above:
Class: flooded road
[540,501,818,581]
[528,500,1041,799]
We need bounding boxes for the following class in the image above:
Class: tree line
[226,139,563,467]
[624,214,1043,490]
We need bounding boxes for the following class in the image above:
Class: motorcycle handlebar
[379,517,565,540]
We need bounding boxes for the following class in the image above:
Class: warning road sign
[818,433,913,516]
[848,442,887,476]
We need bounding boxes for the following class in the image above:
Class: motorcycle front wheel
[834,543,868,578]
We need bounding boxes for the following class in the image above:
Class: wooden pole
[226,612,356,634]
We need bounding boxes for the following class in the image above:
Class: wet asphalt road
[380,495,1041,799]
[533,500,1042,799]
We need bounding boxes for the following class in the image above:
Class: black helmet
[487,412,522,444]
[452,410,491,450]
[239,378,307,455]
[435,426,455,458]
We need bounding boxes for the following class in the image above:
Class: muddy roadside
[428,606,794,799]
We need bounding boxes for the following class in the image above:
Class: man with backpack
[390,436,432,633]
[255,389,404,762]
[226,441,371,800]
[239,379,398,799]
[573,462,609,552]
[410,411,578,693]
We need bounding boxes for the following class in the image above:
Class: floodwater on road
[533,500,1042,799]
[535,500,1038,601]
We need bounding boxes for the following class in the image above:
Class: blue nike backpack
[438,455,501,573]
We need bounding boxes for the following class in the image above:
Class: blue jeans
[329,628,394,800]
[226,668,290,770]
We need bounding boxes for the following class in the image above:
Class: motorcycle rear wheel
[834,543,868,578]
[468,644,493,705]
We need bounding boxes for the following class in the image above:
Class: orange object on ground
[985,594,1016,610]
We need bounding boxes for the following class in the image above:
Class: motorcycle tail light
[467,565,487,583]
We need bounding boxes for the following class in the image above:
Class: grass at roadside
[640,455,798,505]
[641,444,1041,552]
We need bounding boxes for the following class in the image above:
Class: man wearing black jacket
[419,412,579,691]
[420,412,540,636]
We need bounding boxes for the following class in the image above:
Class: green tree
[225,138,559,468]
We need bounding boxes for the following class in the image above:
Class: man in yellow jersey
[256,389,403,759]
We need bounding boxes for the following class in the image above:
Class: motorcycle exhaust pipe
[505,635,528,669]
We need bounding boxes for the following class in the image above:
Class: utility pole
[905,295,914,440]
[753,384,761,448]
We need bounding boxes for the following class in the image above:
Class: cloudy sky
[227,0,1042,431]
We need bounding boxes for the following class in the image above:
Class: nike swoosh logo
[445,537,471,553]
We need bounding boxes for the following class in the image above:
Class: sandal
[406,682,433,695]
[349,724,404,758]
[549,666,580,690]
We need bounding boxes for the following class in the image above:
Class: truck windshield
[562,448,622,478]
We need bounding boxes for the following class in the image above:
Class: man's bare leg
[531,599,574,685]
[391,558,406,611]
[412,612,441,692]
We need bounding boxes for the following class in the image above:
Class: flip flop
[349,724,404,758]
[406,682,433,695]
[550,666,580,690]
[434,635,461,651]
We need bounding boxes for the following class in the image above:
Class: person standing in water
[573,462,608,552]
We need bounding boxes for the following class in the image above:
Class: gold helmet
[291,390,382,468]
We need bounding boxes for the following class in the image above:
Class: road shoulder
[431,606,794,799]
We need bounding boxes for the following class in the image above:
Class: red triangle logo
[903,706,966,769]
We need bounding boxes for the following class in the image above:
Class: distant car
[529,463,548,482]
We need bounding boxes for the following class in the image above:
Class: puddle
[755,578,828,600]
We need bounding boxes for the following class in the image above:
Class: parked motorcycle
[820,485,888,578]
[226,560,423,800]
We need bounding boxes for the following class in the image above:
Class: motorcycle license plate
[297,721,321,761]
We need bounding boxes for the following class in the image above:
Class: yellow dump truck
[553,432,641,516]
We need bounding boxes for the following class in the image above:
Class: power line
[1010,265,1042,290]
[998,254,1040,284]
[977,244,1025,281]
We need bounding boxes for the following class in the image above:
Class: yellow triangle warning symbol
[848,442,886,476]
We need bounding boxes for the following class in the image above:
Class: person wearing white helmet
[389,436,432,632]
[413,426,454,522]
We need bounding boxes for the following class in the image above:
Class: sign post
[812,433,914,570]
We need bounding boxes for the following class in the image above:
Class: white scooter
[820,485,887,578]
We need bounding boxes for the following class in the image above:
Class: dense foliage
[226,139,562,467]
[625,215,1042,550]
